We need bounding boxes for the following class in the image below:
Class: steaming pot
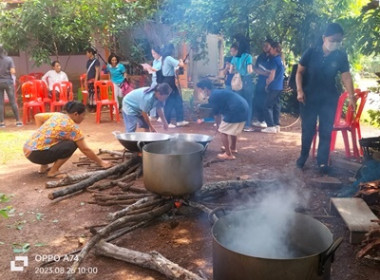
[142,141,204,196]
[212,210,342,280]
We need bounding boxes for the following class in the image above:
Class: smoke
[218,176,310,259]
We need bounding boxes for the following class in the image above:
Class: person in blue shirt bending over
[121,83,171,132]
[196,79,248,160]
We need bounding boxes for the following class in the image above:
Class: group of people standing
[121,44,189,133]
[224,37,285,133]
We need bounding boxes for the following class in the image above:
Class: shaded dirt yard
[0,113,379,280]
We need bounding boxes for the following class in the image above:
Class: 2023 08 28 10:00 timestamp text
[35,266,98,274]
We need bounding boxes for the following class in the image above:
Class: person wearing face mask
[295,23,355,174]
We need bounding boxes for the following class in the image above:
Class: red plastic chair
[94,80,120,124]
[19,75,36,85]
[21,81,45,124]
[79,73,88,105]
[51,81,73,112]
[312,90,368,159]
[28,72,44,79]
[32,79,51,111]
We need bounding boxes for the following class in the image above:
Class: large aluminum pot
[212,210,342,280]
[171,133,213,150]
[113,131,171,152]
[142,141,204,196]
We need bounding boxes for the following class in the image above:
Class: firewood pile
[357,219,380,261]
[356,180,380,261]
[43,149,272,280]
[355,179,380,214]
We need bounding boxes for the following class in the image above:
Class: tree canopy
[0,0,378,65]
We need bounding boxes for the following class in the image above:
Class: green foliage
[0,193,12,219]
[0,0,159,65]
[159,0,376,61]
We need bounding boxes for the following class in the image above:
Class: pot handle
[318,237,343,275]
[208,207,233,224]
[137,141,145,151]
[112,130,121,137]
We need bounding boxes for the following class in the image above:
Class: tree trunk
[48,156,138,200]
[95,240,207,280]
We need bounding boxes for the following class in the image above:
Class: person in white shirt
[41,61,69,94]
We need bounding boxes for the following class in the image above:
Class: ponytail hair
[63,101,86,114]
[0,44,5,58]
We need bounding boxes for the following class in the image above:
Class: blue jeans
[237,76,254,127]
[264,90,282,127]
[164,93,184,123]
[0,81,20,123]
[122,111,149,132]
[299,93,339,166]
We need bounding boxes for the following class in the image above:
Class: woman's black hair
[0,44,5,58]
[196,79,213,90]
[51,60,60,67]
[233,34,250,56]
[155,82,172,96]
[230,43,239,50]
[86,47,97,55]
[151,45,162,56]
[63,101,86,114]
[161,43,175,64]
[107,53,119,64]
[269,41,282,54]
[324,23,344,37]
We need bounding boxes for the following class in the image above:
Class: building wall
[10,45,107,83]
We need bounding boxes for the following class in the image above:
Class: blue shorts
[122,111,149,132]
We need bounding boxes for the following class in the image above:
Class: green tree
[159,0,375,60]
[0,0,159,66]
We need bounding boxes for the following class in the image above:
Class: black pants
[0,81,20,123]
[162,76,184,123]
[28,140,77,165]
[237,76,254,127]
[253,84,266,123]
[299,94,339,166]
[264,90,282,127]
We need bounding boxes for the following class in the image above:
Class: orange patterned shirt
[23,113,84,157]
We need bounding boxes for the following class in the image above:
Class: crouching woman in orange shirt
[23,101,112,178]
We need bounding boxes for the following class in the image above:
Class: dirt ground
[0,112,379,280]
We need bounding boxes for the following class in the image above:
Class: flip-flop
[47,172,67,179]
[221,146,238,154]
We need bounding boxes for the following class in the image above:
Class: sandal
[47,171,67,179]
[38,165,51,174]
[16,122,23,127]
[220,146,238,153]
[217,153,236,160]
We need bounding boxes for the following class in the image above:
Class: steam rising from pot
[218,184,309,259]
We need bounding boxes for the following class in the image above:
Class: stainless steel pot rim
[116,132,172,141]
[143,141,205,155]
[171,133,214,142]
[212,210,334,261]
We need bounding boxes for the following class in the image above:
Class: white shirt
[41,70,69,91]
